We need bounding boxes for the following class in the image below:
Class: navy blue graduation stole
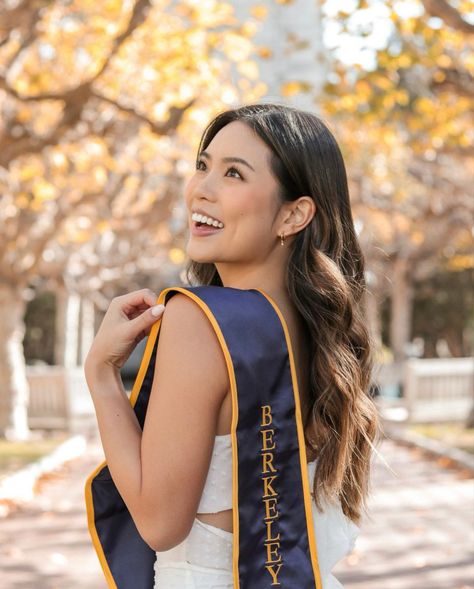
[85,285,322,588]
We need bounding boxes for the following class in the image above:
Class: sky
[322,0,427,70]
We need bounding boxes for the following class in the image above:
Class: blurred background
[0,0,472,587]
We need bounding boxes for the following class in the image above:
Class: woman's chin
[186,245,216,264]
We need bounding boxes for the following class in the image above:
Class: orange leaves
[394,53,413,69]
[168,247,186,264]
[0,0,277,286]
[399,17,418,36]
[220,31,254,61]
[257,46,273,59]
[14,194,31,210]
[250,5,269,20]
[322,0,473,161]
[17,160,45,183]
[447,253,474,271]
[413,97,432,114]
[338,94,359,111]
[355,79,373,99]
[237,60,260,80]
[32,179,58,203]
[410,230,425,246]
[394,88,410,105]
[436,54,452,68]
[8,1,132,97]
[281,80,312,97]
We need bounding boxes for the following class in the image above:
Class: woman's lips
[191,222,223,236]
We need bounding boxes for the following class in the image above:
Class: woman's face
[184,120,283,265]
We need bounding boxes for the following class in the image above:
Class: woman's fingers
[112,288,165,337]
[84,289,165,372]
[126,304,153,320]
[130,303,165,335]
[115,288,158,317]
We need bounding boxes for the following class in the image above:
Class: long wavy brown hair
[185,103,380,524]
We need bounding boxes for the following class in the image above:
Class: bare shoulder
[138,291,230,548]
[162,291,211,325]
[158,292,228,396]
[161,292,217,339]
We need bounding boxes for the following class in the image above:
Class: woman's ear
[280,196,316,236]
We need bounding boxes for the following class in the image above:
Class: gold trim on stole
[254,289,323,589]
[84,286,322,588]
[84,288,167,589]
[84,467,119,589]
[84,286,242,588]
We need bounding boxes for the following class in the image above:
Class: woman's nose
[193,178,218,202]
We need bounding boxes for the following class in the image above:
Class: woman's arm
[139,293,229,549]
[85,291,229,552]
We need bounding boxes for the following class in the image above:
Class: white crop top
[197,434,233,513]
[197,434,360,552]
[166,433,360,588]
[197,433,318,514]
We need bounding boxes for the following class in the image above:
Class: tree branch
[0,0,43,31]
[0,0,49,63]
[421,0,474,35]
[92,90,196,135]
[431,67,474,97]
[0,0,154,167]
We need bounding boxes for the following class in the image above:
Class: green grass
[0,433,70,477]
[409,422,474,455]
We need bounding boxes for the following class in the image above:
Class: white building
[230,0,327,112]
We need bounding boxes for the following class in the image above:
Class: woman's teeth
[191,212,224,228]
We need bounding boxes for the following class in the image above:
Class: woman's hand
[84,288,165,377]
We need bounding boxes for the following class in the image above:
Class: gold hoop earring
[279,233,285,246]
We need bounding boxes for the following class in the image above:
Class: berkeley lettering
[262,451,277,473]
[260,405,282,585]
[266,563,283,585]
[263,497,278,520]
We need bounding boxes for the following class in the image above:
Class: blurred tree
[412,266,473,357]
[23,291,56,365]
[320,0,474,360]
[0,0,267,439]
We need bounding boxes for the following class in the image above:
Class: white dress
[153,434,359,588]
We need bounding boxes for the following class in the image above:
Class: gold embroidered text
[261,405,282,585]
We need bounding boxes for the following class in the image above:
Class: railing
[374,358,474,423]
[404,358,474,423]
[26,358,474,431]
[26,366,69,430]
[26,365,97,434]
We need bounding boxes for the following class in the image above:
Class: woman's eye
[226,166,243,179]
[195,160,243,180]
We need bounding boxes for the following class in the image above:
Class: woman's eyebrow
[200,150,255,172]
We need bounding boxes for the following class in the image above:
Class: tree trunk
[466,404,474,429]
[54,287,80,367]
[364,286,383,357]
[0,283,31,440]
[79,296,95,365]
[390,257,414,362]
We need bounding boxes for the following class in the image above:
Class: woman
[85,103,380,588]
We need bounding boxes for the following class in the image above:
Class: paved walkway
[0,434,107,589]
[334,437,474,589]
[0,434,473,588]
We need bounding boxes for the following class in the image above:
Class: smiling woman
[191,211,224,235]
[85,103,380,589]
[184,120,289,272]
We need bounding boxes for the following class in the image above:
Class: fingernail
[151,304,165,317]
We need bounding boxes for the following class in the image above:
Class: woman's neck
[215,262,288,302]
